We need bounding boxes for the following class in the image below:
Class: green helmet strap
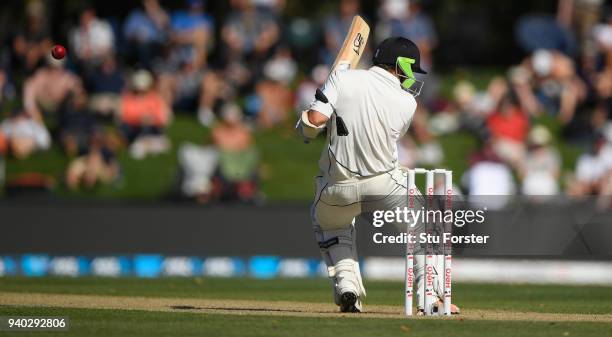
[397,57,416,90]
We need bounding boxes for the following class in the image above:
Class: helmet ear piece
[396,57,424,96]
[401,77,416,90]
[396,57,416,90]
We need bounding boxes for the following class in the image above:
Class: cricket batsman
[297,37,459,314]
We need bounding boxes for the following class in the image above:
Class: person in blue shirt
[123,0,170,68]
[170,0,215,68]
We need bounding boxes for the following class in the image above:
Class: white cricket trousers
[311,167,445,310]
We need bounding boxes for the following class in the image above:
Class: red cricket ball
[51,44,66,60]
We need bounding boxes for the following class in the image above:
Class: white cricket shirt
[310,66,417,182]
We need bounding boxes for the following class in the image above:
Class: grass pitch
[0,277,611,336]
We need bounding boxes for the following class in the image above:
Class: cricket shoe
[432,300,461,315]
[339,291,362,313]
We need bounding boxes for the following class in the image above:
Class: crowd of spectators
[0,0,279,201]
[0,0,611,206]
[447,0,612,208]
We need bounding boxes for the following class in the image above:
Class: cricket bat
[309,16,369,139]
[330,15,370,73]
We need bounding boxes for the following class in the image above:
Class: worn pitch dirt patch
[1,292,611,322]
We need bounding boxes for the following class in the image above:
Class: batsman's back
[320,67,417,181]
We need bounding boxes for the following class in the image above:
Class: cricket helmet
[373,37,427,96]
[372,37,427,74]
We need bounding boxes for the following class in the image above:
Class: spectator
[376,0,407,41]
[1,108,51,160]
[119,70,171,159]
[567,132,611,196]
[0,69,16,104]
[197,69,231,127]
[0,130,6,155]
[262,47,297,86]
[486,88,530,170]
[222,0,280,62]
[211,102,259,201]
[572,0,605,53]
[222,59,254,95]
[69,6,115,69]
[170,0,214,68]
[510,49,586,125]
[320,0,360,65]
[294,64,329,113]
[520,125,561,198]
[253,47,296,128]
[65,130,119,190]
[158,54,205,114]
[597,122,612,207]
[462,143,516,210]
[449,79,499,136]
[58,89,97,157]
[23,55,82,123]
[123,0,170,68]
[86,55,124,117]
[11,0,52,75]
[591,16,612,129]
[514,0,577,56]
[178,140,219,201]
[568,121,612,202]
[462,77,507,114]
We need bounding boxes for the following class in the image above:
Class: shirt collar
[370,66,401,86]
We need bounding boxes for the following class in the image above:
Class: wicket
[405,168,453,316]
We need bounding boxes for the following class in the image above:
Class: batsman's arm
[297,109,329,140]
[306,110,329,126]
[296,71,341,140]
[297,15,369,141]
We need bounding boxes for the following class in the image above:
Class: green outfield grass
[0,306,609,337]
[0,277,611,337]
[2,277,612,314]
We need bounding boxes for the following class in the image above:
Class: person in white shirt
[297,37,458,314]
[569,133,611,196]
[1,109,50,160]
[520,126,560,198]
[70,7,115,65]
[460,142,516,210]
